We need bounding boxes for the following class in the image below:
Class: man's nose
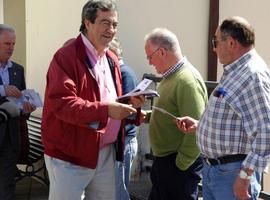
[107,24,116,33]
[9,44,14,51]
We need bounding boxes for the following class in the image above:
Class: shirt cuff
[242,151,269,173]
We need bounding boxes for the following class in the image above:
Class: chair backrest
[204,81,218,98]
[17,116,30,164]
[17,115,43,165]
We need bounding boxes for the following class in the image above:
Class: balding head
[220,16,255,48]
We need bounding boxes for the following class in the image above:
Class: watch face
[239,170,251,180]
[239,170,247,178]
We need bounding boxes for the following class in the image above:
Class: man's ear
[226,37,235,50]
[230,39,235,47]
[160,47,166,56]
[84,19,92,30]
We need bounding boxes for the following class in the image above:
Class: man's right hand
[175,116,198,133]
[108,102,137,120]
[4,85,22,98]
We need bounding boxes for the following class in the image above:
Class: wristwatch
[239,169,252,180]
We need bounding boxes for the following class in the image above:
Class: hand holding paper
[175,116,198,133]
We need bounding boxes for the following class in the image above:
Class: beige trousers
[45,144,116,200]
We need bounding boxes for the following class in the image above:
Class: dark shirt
[120,62,138,140]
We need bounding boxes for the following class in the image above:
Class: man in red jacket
[41,1,143,199]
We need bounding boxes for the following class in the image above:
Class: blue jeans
[202,160,261,200]
[115,137,138,200]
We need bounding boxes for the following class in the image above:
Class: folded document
[117,78,159,101]
[118,89,159,101]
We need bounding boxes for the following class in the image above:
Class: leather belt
[205,154,246,166]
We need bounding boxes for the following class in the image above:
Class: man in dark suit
[0,24,35,200]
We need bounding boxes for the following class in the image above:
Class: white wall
[0,0,3,23]
[117,0,209,80]
[25,0,87,100]
[4,0,26,68]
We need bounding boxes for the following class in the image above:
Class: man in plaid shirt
[176,16,270,200]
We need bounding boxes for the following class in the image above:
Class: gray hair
[144,28,181,53]
[0,24,15,37]
[79,0,117,34]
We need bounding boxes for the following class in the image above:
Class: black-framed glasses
[211,36,228,48]
[147,47,160,61]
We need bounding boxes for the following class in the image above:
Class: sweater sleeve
[176,81,207,170]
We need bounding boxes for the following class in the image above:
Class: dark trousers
[148,153,203,200]
[0,123,20,200]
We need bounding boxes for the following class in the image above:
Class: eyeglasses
[147,47,160,61]
[211,36,228,48]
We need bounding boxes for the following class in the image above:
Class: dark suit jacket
[0,61,28,161]
[0,61,26,91]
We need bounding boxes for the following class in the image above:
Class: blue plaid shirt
[197,49,270,172]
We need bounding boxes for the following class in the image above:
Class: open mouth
[102,35,112,39]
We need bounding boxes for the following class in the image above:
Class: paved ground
[129,171,151,200]
[15,174,151,200]
[15,172,206,200]
[15,177,48,200]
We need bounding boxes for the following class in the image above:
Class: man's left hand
[233,175,251,200]
[22,101,36,113]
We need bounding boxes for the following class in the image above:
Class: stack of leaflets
[117,78,159,101]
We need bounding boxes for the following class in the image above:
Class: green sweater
[149,60,208,170]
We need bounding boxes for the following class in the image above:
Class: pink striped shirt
[81,34,121,149]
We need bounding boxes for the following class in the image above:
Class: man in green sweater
[142,28,208,200]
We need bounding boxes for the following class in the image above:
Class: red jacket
[41,35,124,169]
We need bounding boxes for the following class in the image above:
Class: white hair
[144,28,181,53]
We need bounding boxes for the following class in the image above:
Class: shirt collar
[81,33,108,59]
[162,56,186,79]
[223,49,255,76]
[0,60,12,70]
